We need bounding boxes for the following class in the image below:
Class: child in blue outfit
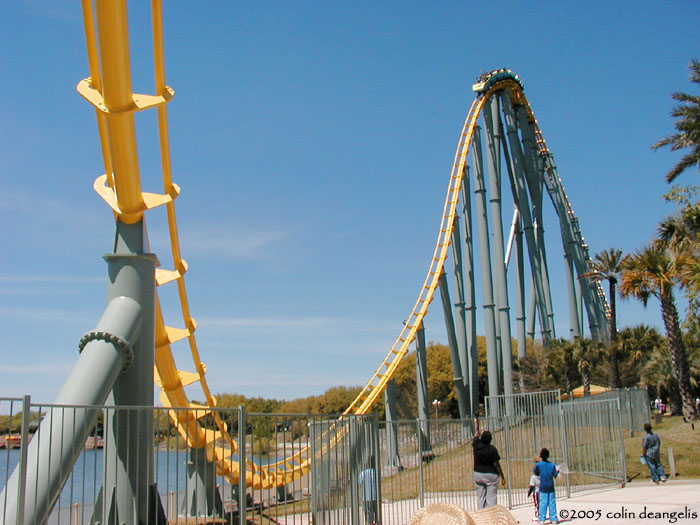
[533,448,559,524]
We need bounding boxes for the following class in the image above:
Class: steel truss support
[483,96,514,396]
[182,446,225,518]
[470,125,501,397]
[0,295,142,524]
[384,379,402,468]
[414,324,433,456]
[516,106,557,341]
[563,241,582,339]
[459,168,480,415]
[539,151,610,341]
[450,214,474,419]
[93,219,162,524]
[498,92,554,343]
[438,272,470,420]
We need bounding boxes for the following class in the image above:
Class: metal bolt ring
[78,331,134,374]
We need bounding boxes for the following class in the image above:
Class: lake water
[0,447,236,508]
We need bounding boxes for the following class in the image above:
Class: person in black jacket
[472,418,506,508]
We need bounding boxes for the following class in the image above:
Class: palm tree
[615,325,664,387]
[619,243,698,422]
[640,343,700,415]
[640,347,684,414]
[572,338,603,396]
[583,248,624,388]
[545,338,577,400]
[651,59,700,183]
[658,205,700,252]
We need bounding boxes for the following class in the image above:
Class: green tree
[651,59,700,183]
[619,243,698,421]
[583,248,624,388]
[639,343,700,414]
[612,325,665,387]
[572,338,604,396]
[545,338,578,399]
[518,342,558,393]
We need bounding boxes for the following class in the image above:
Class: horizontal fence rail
[0,395,628,524]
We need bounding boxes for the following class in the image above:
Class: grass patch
[624,416,700,482]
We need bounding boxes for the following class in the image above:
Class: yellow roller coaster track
[79,2,608,490]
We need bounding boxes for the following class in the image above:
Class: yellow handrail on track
[79,2,607,489]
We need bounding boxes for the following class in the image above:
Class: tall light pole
[432,399,442,420]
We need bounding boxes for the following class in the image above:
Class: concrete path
[507,480,700,524]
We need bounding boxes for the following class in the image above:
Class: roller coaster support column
[483,95,515,398]
[563,244,582,339]
[498,93,552,343]
[0,297,142,524]
[384,379,402,468]
[93,220,161,524]
[414,324,433,457]
[517,109,556,339]
[450,214,474,420]
[471,125,501,397]
[460,168,480,414]
[514,217,527,390]
[438,272,470,421]
[541,152,609,341]
[182,445,225,518]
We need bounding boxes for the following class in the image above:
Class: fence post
[16,394,31,525]
[372,413,382,525]
[503,413,513,509]
[668,447,676,479]
[238,406,247,525]
[416,418,424,507]
[559,409,571,499]
[626,390,634,437]
[615,398,627,487]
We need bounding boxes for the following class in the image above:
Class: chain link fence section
[1,395,629,524]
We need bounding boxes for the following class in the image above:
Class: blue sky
[1,2,699,402]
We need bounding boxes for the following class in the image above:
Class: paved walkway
[507,480,700,524]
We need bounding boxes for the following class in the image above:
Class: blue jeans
[646,457,667,482]
[539,491,557,523]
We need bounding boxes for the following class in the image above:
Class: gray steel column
[527,276,537,340]
[438,271,470,420]
[0,297,142,525]
[564,247,582,339]
[483,95,515,397]
[182,446,224,518]
[540,152,609,341]
[414,324,432,456]
[514,218,527,360]
[96,219,159,524]
[517,108,556,339]
[576,274,584,336]
[471,125,500,397]
[238,406,247,525]
[459,168,480,415]
[384,379,402,468]
[498,92,552,343]
[450,214,473,418]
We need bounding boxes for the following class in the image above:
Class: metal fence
[1,395,626,525]
[565,388,650,436]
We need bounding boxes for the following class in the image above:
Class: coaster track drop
[76,4,610,490]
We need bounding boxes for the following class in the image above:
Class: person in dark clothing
[642,423,667,484]
[534,448,559,524]
[472,418,506,509]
